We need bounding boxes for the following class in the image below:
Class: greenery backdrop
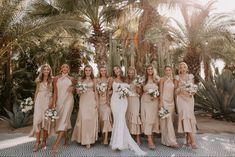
[0,0,235,128]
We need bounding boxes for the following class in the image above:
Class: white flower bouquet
[96,82,108,95]
[76,81,88,93]
[159,106,170,119]
[20,97,33,113]
[133,75,145,87]
[147,87,160,100]
[116,84,132,99]
[44,108,59,122]
[182,82,198,96]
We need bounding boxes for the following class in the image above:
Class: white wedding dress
[110,82,146,156]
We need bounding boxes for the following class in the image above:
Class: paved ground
[0,133,235,157]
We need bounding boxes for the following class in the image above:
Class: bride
[108,65,146,156]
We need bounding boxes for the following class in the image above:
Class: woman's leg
[41,129,48,149]
[33,131,41,152]
[147,135,156,149]
[136,134,141,145]
[52,131,64,152]
[63,131,68,146]
[189,133,198,149]
[103,132,109,145]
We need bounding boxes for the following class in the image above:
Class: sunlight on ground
[221,143,235,153]
[0,136,35,150]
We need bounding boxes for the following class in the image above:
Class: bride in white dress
[108,66,146,156]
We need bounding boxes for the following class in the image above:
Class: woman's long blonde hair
[35,64,53,84]
[126,66,136,84]
[98,65,109,78]
[178,62,189,74]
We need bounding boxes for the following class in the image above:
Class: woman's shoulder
[53,76,60,82]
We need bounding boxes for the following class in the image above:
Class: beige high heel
[33,142,40,152]
[86,144,91,149]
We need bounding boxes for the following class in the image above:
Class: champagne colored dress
[72,81,98,145]
[97,79,112,133]
[30,81,52,137]
[175,74,197,133]
[55,75,74,132]
[141,82,160,135]
[126,82,141,135]
[160,77,177,146]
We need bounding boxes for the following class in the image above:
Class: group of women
[30,61,198,156]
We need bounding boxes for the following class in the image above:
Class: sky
[159,0,235,24]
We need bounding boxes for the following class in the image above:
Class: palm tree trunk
[3,49,13,111]
[89,24,107,69]
[135,0,160,74]
[183,51,200,83]
[204,59,210,81]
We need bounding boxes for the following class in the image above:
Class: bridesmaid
[125,67,142,145]
[52,64,76,152]
[141,64,160,149]
[72,65,99,149]
[174,62,198,149]
[30,64,53,152]
[96,66,112,145]
[159,66,179,148]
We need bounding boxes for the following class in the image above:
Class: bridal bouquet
[159,106,170,119]
[20,97,34,113]
[96,82,107,95]
[147,87,160,100]
[44,108,59,122]
[76,81,88,93]
[116,84,132,99]
[133,75,145,87]
[182,82,198,96]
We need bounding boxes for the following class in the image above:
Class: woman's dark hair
[82,65,95,80]
[112,65,125,81]
[144,64,159,84]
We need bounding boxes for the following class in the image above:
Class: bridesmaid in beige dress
[126,67,142,145]
[174,62,198,149]
[52,64,76,152]
[159,66,179,148]
[30,64,53,152]
[96,66,112,145]
[72,65,99,149]
[141,64,160,149]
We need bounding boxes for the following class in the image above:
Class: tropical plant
[170,0,235,81]
[0,101,33,128]
[30,0,127,69]
[195,69,235,122]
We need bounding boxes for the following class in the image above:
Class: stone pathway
[0,133,235,156]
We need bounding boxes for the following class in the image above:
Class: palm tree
[31,0,130,69]
[0,0,86,110]
[131,0,184,73]
[170,0,235,81]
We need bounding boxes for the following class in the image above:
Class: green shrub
[0,101,33,128]
[195,70,235,122]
